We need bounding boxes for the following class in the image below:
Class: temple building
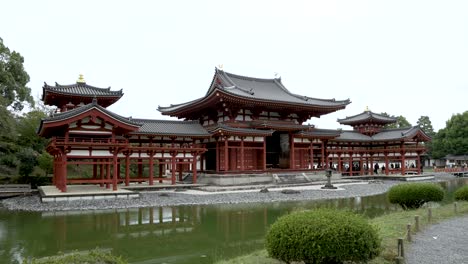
[38,70,431,192]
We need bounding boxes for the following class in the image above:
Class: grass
[215,201,468,264]
[24,248,127,264]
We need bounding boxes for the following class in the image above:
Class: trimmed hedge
[265,209,381,264]
[454,185,468,201]
[388,183,444,209]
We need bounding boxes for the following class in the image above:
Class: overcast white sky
[2,0,467,131]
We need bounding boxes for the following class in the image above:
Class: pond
[0,178,466,264]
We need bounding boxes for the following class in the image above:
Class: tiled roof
[132,119,211,137]
[42,82,123,98]
[334,126,429,142]
[250,120,313,130]
[208,123,274,136]
[216,70,350,107]
[159,69,350,114]
[371,126,422,141]
[42,100,139,126]
[338,111,396,125]
[335,131,373,141]
[296,128,341,138]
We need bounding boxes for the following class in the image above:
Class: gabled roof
[295,128,342,139]
[42,81,123,108]
[38,99,140,137]
[208,123,274,137]
[338,110,396,126]
[158,68,350,117]
[249,120,313,131]
[334,126,431,142]
[131,119,211,137]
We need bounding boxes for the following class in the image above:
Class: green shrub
[388,183,444,209]
[265,209,381,264]
[454,185,468,201]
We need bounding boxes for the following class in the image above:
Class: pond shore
[0,173,456,212]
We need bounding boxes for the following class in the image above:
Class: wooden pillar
[93,161,97,179]
[112,153,118,191]
[401,142,406,176]
[99,159,104,187]
[117,159,121,180]
[240,137,245,171]
[192,153,198,184]
[370,155,374,176]
[61,153,67,192]
[320,141,325,168]
[224,137,229,171]
[106,160,111,189]
[417,152,422,174]
[359,155,364,175]
[309,142,314,170]
[159,163,163,183]
[385,153,389,175]
[263,137,267,171]
[290,134,295,169]
[149,153,154,185]
[137,158,143,177]
[178,163,183,181]
[125,155,130,186]
[349,152,353,175]
[216,141,220,173]
[171,153,176,185]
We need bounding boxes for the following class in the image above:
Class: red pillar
[417,152,422,174]
[240,137,245,171]
[125,155,130,186]
[262,137,266,171]
[137,158,143,177]
[401,142,406,175]
[178,163,183,181]
[99,160,104,187]
[309,142,314,170]
[224,137,229,171]
[171,153,176,185]
[93,161,97,180]
[290,134,295,169]
[385,153,389,175]
[112,154,118,191]
[61,154,67,192]
[192,153,198,184]
[216,141,220,173]
[320,141,325,168]
[158,163,163,183]
[149,154,154,185]
[370,155,374,176]
[106,160,111,189]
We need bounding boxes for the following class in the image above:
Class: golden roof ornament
[365,106,370,112]
[77,74,86,84]
[217,64,224,70]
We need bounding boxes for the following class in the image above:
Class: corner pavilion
[38,70,431,192]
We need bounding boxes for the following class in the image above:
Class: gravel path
[1,182,396,212]
[405,215,468,264]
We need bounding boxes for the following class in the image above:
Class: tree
[0,37,34,111]
[431,111,468,159]
[16,108,48,152]
[417,116,436,137]
[0,97,18,155]
[381,112,412,129]
[16,148,38,177]
[37,152,53,177]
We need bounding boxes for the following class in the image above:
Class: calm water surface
[0,178,466,264]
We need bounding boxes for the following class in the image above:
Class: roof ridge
[132,118,199,123]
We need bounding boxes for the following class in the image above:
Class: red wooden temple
[38,71,431,192]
